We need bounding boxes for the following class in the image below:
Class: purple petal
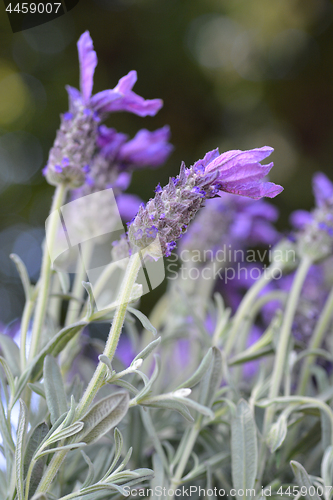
[77,31,98,102]
[203,147,282,199]
[66,85,83,109]
[192,148,220,173]
[97,125,128,161]
[313,172,333,207]
[116,70,138,93]
[91,70,163,116]
[119,126,173,168]
[116,193,143,221]
[112,172,132,191]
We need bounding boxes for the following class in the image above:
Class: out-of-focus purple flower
[179,193,280,259]
[128,146,283,258]
[243,325,262,379]
[116,193,143,222]
[313,172,333,208]
[291,172,333,261]
[118,127,173,169]
[115,334,136,367]
[44,31,163,188]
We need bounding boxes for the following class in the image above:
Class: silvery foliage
[1,239,333,500]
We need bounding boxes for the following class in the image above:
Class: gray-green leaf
[231,400,258,500]
[267,414,287,453]
[290,460,321,500]
[127,307,157,336]
[16,399,27,500]
[0,333,21,378]
[44,356,68,424]
[199,347,223,409]
[78,391,129,444]
[132,337,161,365]
[10,253,32,301]
[24,422,49,499]
[177,348,213,390]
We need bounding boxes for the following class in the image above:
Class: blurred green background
[0,0,333,324]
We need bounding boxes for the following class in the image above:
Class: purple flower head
[118,126,173,169]
[198,146,283,200]
[44,31,164,188]
[128,146,283,258]
[291,172,333,261]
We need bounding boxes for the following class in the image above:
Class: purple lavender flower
[291,172,333,261]
[44,31,163,188]
[118,126,173,169]
[128,147,283,258]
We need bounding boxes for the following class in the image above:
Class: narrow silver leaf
[231,399,258,500]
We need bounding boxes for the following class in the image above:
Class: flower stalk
[29,183,68,362]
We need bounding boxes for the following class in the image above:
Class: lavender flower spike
[44,31,163,188]
[128,146,283,258]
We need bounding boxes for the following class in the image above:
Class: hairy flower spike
[128,146,283,257]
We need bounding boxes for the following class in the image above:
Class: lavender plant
[1,31,333,500]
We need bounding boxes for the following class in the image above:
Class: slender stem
[36,252,142,494]
[257,256,312,484]
[60,242,94,374]
[35,449,67,495]
[225,262,283,355]
[89,261,118,301]
[169,420,201,499]
[20,299,34,371]
[76,252,141,417]
[297,284,333,395]
[64,241,94,327]
[29,184,68,361]
[48,273,62,326]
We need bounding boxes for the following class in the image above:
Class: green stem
[257,256,312,484]
[60,242,94,374]
[297,284,333,395]
[20,299,34,371]
[29,183,68,361]
[225,262,283,355]
[169,420,201,499]
[35,449,67,495]
[36,252,142,494]
[76,252,141,417]
[64,241,94,327]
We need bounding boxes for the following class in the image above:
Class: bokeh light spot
[0,62,30,126]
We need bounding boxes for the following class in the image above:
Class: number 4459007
[6,3,62,14]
